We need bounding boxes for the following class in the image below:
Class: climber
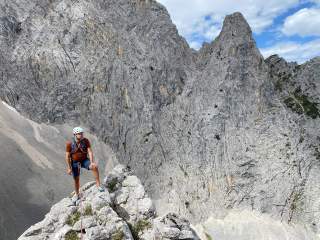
[65,126,104,205]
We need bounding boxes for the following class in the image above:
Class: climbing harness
[71,138,88,156]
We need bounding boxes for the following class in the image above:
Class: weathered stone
[18,165,198,240]
[1,0,320,239]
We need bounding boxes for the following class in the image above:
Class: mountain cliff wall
[1,0,320,239]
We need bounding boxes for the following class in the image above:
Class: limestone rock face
[105,164,156,225]
[18,164,199,240]
[1,0,320,239]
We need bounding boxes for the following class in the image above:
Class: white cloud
[189,41,203,50]
[157,0,300,45]
[260,39,320,63]
[282,8,320,36]
[191,17,221,42]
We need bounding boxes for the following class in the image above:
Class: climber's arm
[65,151,72,175]
[88,147,94,164]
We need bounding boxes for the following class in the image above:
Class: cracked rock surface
[18,164,199,240]
[1,0,320,239]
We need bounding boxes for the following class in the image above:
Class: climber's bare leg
[90,163,101,186]
[74,176,80,196]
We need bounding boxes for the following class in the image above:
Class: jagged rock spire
[219,12,253,42]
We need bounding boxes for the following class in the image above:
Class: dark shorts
[71,158,91,178]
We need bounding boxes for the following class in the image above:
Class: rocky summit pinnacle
[18,165,200,240]
[220,12,253,40]
[1,0,320,239]
[213,12,258,58]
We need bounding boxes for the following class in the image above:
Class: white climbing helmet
[73,126,84,135]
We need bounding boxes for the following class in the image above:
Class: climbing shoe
[97,185,105,192]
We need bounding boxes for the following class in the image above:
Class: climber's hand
[67,167,72,175]
[89,162,97,170]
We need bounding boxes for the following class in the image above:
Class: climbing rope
[77,161,84,240]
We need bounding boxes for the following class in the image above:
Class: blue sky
[157,0,320,63]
